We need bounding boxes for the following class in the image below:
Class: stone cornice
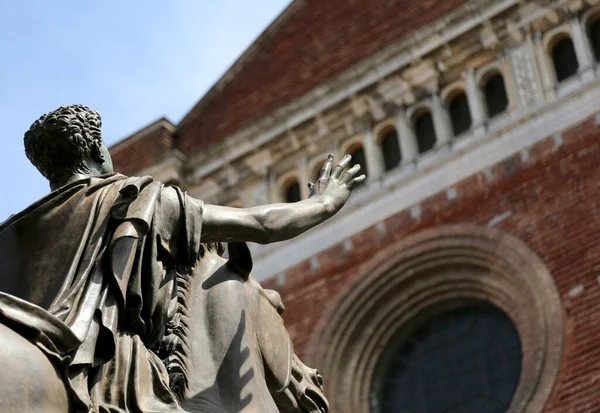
[185,0,520,176]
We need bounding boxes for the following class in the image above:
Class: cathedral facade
[111,1,600,411]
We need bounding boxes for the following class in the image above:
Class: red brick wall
[176,0,466,155]
[111,125,174,176]
[263,114,600,412]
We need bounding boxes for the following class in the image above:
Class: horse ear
[226,242,253,280]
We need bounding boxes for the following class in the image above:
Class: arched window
[348,145,368,181]
[588,18,600,62]
[482,73,509,118]
[377,303,522,413]
[413,110,437,154]
[315,225,566,413]
[551,36,579,82]
[379,128,402,171]
[448,92,472,136]
[284,180,301,203]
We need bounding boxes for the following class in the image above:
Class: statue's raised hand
[308,154,365,213]
[203,153,365,245]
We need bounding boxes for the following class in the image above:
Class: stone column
[431,93,452,146]
[532,31,557,99]
[297,157,311,199]
[362,126,384,180]
[464,68,487,134]
[570,17,595,81]
[396,109,418,163]
[266,169,280,203]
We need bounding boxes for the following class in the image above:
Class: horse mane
[161,242,226,399]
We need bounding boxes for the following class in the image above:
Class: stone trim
[309,225,565,413]
[185,0,519,173]
[251,72,600,279]
[542,23,575,51]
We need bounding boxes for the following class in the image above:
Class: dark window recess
[284,181,301,203]
[381,130,402,171]
[414,112,437,154]
[349,146,368,182]
[552,37,579,82]
[484,74,509,118]
[449,93,472,136]
[377,304,523,413]
[589,20,600,62]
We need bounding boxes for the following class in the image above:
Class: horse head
[252,281,328,413]
[163,242,328,413]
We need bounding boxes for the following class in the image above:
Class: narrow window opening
[552,37,579,82]
[284,181,301,203]
[448,92,472,136]
[413,111,436,154]
[483,74,509,118]
[380,129,402,171]
[588,19,600,62]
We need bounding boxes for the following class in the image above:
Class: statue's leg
[0,322,69,413]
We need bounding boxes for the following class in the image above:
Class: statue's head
[24,105,114,185]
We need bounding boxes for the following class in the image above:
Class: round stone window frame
[309,225,565,413]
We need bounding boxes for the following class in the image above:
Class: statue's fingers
[347,174,366,189]
[319,154,334,181]
[341,164,361,183]
[331,154,352,179]
[307,182,315,198]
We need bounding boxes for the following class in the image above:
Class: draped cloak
[0,173,203,412]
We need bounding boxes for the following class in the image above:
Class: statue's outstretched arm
[201,154,364,244]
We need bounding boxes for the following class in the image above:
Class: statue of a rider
[0,105,363,412]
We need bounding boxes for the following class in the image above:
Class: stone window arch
[310,225,565,413]
[377,125,402,172]
[278,170,302,203]
[283,180,301,203]
[411,108,437,154]
[547,32,580,82]
[446,89,472,136]
[480,71,509,118]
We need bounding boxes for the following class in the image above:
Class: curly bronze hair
[24,105,104,183]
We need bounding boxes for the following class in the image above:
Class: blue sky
[0,0,290,220]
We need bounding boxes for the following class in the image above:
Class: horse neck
[163,244,228,399]
[163,263,196,399]
[166,246,280,412]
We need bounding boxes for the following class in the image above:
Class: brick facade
[175,0,466,154]
[111,118,175,176]
[109,0,600,411]
[263,114,600,412]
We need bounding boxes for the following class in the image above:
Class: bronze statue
[0,105,363,412]
[169,242,329,413]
